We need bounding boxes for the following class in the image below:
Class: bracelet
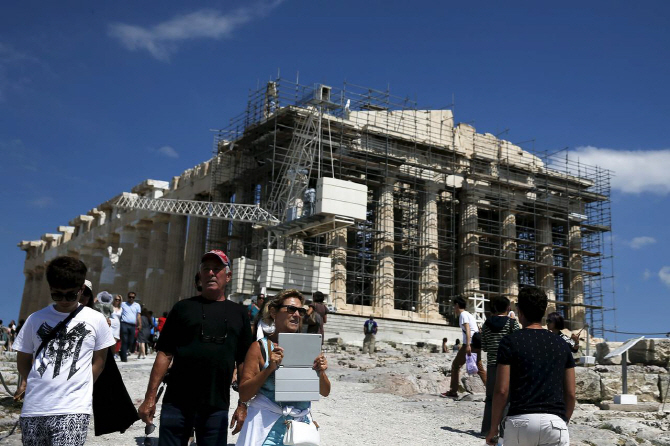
[238,400,250,408]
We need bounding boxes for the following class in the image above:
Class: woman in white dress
[110,294,123,356]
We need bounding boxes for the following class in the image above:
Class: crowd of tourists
[8,246,580,446]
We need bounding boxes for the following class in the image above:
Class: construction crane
[114,194,280,226]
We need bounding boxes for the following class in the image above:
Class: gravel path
[0,353,486,445]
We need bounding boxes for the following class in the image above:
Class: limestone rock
[629,338,670,367]
[575,367,602,403]
[601,372,661,402]
[461,374,486,394]
[595,341,624,365]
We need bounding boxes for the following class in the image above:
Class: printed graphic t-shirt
[13,304,115,417]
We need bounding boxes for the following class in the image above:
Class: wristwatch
[238,400,250,408]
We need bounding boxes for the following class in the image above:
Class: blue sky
[1,1,668,340]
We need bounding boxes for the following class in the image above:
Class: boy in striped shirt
[481,295,521,436]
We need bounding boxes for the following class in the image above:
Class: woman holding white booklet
[236,289,330,446]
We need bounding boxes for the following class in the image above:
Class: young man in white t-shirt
[441,296,487,398]
[13,256,115,445]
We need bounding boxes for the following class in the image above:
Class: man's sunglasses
[278,304,307,317]
[50,289,81,302]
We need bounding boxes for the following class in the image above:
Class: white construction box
[232,257,259,295]
[315,177,367,220]
[260,249,331,293]
[614,394,637,405]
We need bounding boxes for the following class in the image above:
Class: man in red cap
[139,250,252,446]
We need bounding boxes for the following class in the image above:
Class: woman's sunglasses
[50,289,81,302]
[278,304,307,317]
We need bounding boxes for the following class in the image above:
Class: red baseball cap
[201,250,230,266]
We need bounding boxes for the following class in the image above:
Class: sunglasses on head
[50,289,81,302]
[278,304,307,317]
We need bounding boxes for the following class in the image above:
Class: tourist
[157,311,167,333]
[16,319,25,336]
[0,320,9,354]
[110,295,123,355]
[235,289,330,445]
[80,280,95,308]
[119,291,142,362]
[304,302,324,337]
[452,338,460,352]
[362,315,377,356]
[485,287,576,446]
[13,256,115,445]
[442,337,449,353]
[480,296,521,437]
[137,308,152,359]
[94,291,115,324]
[442,296,486,398]
[248,295,263,321]
[8,320,17,346]
[311,291,329,325]
[138,249,252,445]
[546,312,580,353]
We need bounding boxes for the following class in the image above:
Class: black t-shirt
[157,296,252,410]
[497,329,575,421]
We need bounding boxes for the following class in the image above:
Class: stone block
[595,341,624,365]
[575,367,602,403]
[628,338,670,366]
[601,372,661,402]
[461,374,486,394]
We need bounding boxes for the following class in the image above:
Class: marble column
[114,225,136,294]
[459,201,480,295]
[537,218,556,313]
[130,220,153,303]
[161,215,187,313]
[372,181,394,315]
[417,185,439,316]
[143,215,169,311]
[328,228,347,311]
[19,270,34,321]
[569,224,585,328]
[501,210,518,300]
[180,216,207,299]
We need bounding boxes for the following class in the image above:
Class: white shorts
[503,413,569,446]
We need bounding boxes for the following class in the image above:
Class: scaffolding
[204,77,614,336]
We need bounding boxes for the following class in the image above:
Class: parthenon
[18,79,613,336]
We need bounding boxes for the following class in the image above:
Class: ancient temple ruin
[17,79,614,336]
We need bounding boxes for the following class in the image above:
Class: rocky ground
[0,341,669,445]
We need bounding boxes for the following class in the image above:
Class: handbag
[283,415,320,446]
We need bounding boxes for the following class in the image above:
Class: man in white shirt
[13,256,115,445]
[441,296,487,398]
[119,291,142,362]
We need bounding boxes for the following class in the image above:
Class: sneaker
[440,391,458,399]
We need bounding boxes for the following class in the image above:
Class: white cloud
[642,269,651,280]
[0,43,40,101]
[564,146,670,195]
[108,2,284,61]
[29,197,54,208]
[157,145,179,158]
[660,267,670,288]
[627,236,657,249]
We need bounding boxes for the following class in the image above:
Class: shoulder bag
[283,412,320,446]
[35,305,85,359]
